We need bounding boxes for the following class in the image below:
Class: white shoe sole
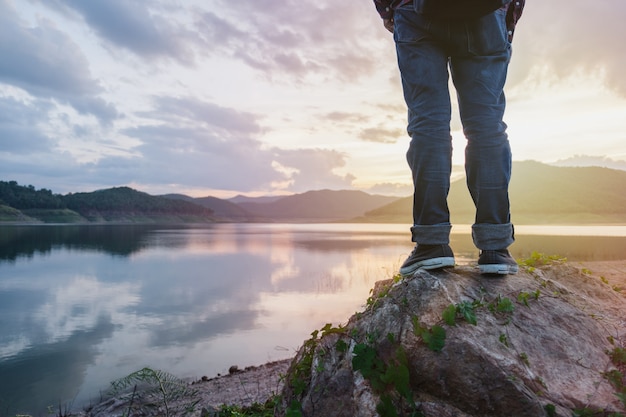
[400,257,455,277]
[479,264,519,275]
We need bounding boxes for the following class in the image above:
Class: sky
[1,0,625,198]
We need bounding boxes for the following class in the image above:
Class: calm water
[1,223,626,416]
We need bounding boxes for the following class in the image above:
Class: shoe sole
[400,257,455,277]
[479,264,519,275]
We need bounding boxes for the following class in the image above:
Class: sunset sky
[1,0,625,198]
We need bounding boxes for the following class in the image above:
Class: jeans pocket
[393,6,431,44]
[466,8,509,56]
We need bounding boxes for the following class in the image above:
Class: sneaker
[478,249,519,275]
[399,244,455,277]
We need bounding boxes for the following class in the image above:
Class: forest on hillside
[0,180,214,222]
[0,180,64,209]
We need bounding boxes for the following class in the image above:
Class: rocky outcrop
[278,262,626,417]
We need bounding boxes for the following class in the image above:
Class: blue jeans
[394,3,515,251]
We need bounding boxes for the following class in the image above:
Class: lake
[1,223,626,416]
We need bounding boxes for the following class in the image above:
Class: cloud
[106,95,281,190]
[27,0,195,63]
[510,0,626,96]
[0,1,118,124]
[366,182,413,197]
[195,0,382,83]
[273,148,356,192]
[145,96,264,135]
[325,112,368,123]
[0,97,55,153]
[359,126,404,143]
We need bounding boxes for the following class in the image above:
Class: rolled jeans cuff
[472,223,515,250]
[410,223,452,245]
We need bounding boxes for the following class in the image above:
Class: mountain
[228,194,285,204]
[4,161,625,225]
[551,155,626,171]
[361,160,626,224]
[162,194,256,221]
[236,189,399,222]
[1,182,398,224]
[62,187,215,222]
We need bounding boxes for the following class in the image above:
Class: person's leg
[449,8,517,274]
[393,5,455,276]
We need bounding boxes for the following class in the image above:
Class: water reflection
[0,224,625,416]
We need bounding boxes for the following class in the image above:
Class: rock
[277,262,626,417]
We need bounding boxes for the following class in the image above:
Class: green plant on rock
[544,403,556,417]
[606,346,626,411]
[611,347,626,366]
[442,300,479,326]
[213,398,278,417]
[284,329,319,416]
[366,282,393,310]
[519,352,530,366]
[499,333,509,348]
[488,295,515,314]
[109,367,200,417]
[352,333,424,417]
[282,323,347,416]
[518,252,567,272]
[517,290,540,307]
[412,316,446,352]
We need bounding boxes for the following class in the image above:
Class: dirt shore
[82,359,292,416]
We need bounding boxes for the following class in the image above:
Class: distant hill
[164,191,398,222]
[236,189,399,222]
[4,161,625,225]
[228,195,285,204]
[0,181,398,224]
[360,161,626,224]
[0,181,216,223]
[63,187,215,223]
[162,194,257,221]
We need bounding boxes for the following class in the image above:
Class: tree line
[0,180,64,209]
[0,180,213,216]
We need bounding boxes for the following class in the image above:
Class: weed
[517,290,540,307]
[442,304,457,326]
[109,367,200,416]
[488,295,515,314]
[606,347,626,411]
[282,323,347,416]
[366,282,393,310]
[412,316,446,352]
[456,301,478,325]
[352,335,424,417]
[519,352,530,366]
[572,408,598,417]
[442,301,478,326]
[610,348,626,366]
[216,397,279,417]
[518,252,567,272]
